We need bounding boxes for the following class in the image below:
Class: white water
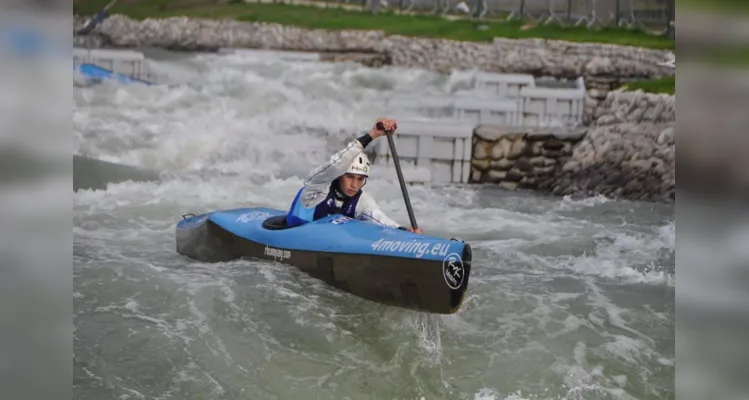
[73,52,674,400]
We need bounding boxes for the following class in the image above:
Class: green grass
[621,76,675,94]
[74,0,674,49]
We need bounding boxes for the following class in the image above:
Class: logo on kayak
[236,211,272,223]
[264,246,290,260]
[370,238,449,259]
[442,253,464,290]
[330,216,353,225]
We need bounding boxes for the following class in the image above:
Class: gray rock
[490,159,514,171]
[471,159,490,171]
[657,126,675,145]
[595,115,618,126]
[530,156,548,166]
[543,139,566,150]
[585,57,614,75]
[515,158,534,172]
[491,141,507,160]
[534,165,556,175]
[474,125,510,141]
[473,142,491,160]
[487,170,506,182]
[505,168,525,182]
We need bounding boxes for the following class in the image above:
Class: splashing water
[74,51,674,400]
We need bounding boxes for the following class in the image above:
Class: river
[73,49,674,400]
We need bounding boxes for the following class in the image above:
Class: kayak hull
[176,207,472,314]
[75,63,154,86]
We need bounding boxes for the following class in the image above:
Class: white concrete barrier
[453,97,519,126]
[393,72,586,128]
[373,118,475,184]
[369,166,432,186]
[472,72,536,98]
[387,95,455,119]
[519,85,586,126]
[376,72,588,186]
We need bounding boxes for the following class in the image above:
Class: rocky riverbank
[73,14,673,92]
[471,90,675,203]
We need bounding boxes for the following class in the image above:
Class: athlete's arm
[303,133,373,186]
[303,117,392,186]
[355,192,404,229]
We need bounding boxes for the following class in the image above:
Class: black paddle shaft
[377,122,418,230]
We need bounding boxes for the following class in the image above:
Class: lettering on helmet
[348,155,370,175]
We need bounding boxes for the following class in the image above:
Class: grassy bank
[74,0,674,50]
[622,76,675,95]
[74,0,676,93]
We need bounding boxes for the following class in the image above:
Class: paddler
[285,118,423,233]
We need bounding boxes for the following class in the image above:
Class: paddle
[377,121,418,231]
[77,0,120,35]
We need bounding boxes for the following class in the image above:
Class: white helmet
[346,153,371,177]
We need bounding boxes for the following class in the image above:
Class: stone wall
[471,90,675,203]
[591,89,675,125]
[469,126,585,191]
[73,14,674,95]
[540,121,674,203]
[545,90,675,203]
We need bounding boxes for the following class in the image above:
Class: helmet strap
[332,178,350,200]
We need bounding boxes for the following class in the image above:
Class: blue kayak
[176,207,472,314]
[75,63,154,86]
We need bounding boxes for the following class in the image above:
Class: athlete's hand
[370,118,398,138]
[407,227,423,234]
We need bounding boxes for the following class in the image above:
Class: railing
[268,0,674,31]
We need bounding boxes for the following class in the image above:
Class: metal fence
[294,0,674,32]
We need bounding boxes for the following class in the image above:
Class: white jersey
[298,136,402,229]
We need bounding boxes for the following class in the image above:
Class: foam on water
[552,222,675,285]
[73,51,674,400]
[74,53,446,176]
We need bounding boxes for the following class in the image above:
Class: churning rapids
[73,50,674,400]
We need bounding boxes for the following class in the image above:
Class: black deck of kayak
[176,215,471,315]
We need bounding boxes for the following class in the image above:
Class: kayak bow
[176,207,472,314]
